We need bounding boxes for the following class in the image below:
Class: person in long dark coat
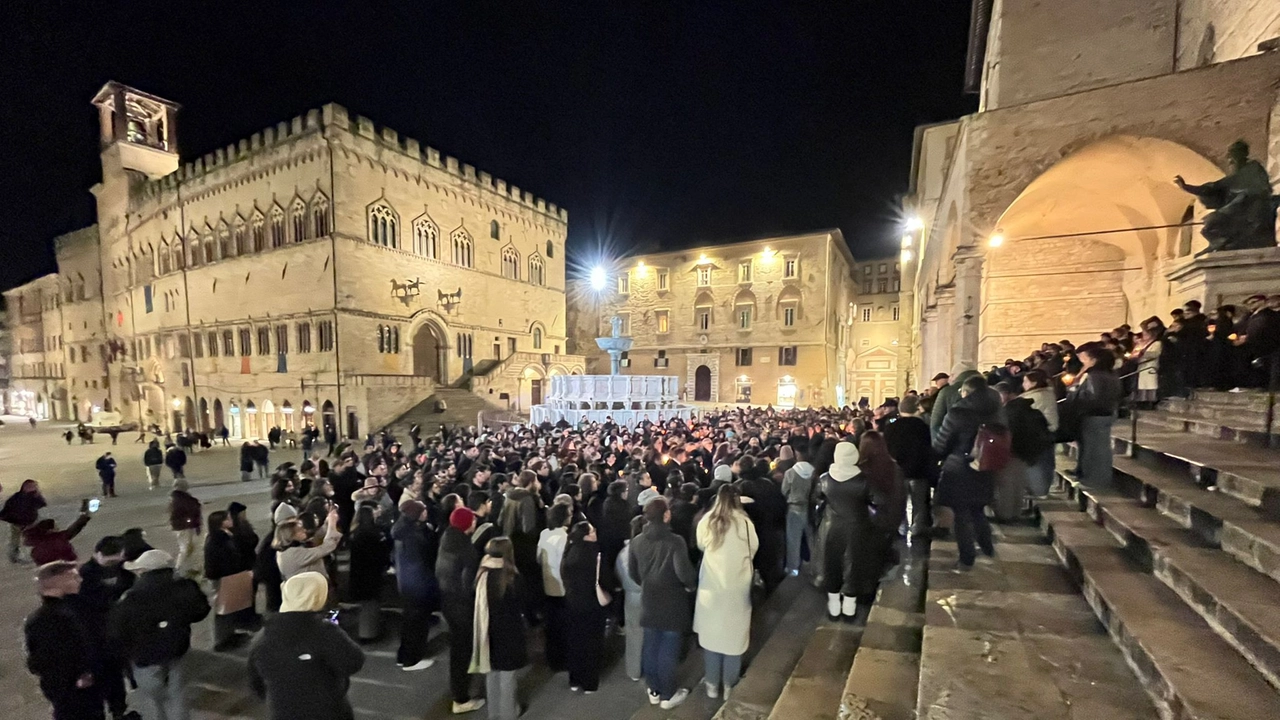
[857,432,906,580]
[933,375,1004,570]
[347,505,390,641]
[473,538,528,720]
[561,521,607,693]
[735,456,787,592]
[205,510,251,650]
[816,442,878,622]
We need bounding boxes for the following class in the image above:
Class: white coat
[693,510,758,656]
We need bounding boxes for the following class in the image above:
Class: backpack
[969,423,1012,473]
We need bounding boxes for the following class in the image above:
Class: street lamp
[590,266,607,291]
[988,232,1005,248]
[904,216,924,232]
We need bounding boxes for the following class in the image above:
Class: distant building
[849,259,903,405]
[2,82,582,431]
[569,230,903,408]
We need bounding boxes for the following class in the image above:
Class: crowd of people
[9,294,1279,720]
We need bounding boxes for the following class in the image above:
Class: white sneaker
[451,699,485,714]
[401,659,435,671]
[648,689,660,705]
[660,688,690,709]
[724,685,733,701]
[827,593,841,618]
[841,595,857,618]
[1229,387,1246,393]
[705,681,719,699]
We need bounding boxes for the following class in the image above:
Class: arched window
[533,326,543,349]
[311,193,330,237]
[451,228,473,267]
[368,202,399,248]
[501,246,520,279]
[158,239,171,274]
[546,240,554,258]
[412,214,438,258]
[528,253,545,286]
[217,220,232,259]
[378,325,386,353]
[202,227,215,264]
[290,197,308,242]
[233,215,249,255]
[269,205,286,248]
[187,232,202,268]
[490,219,501,240]
[251,211,266,252]
[172,237,186,270]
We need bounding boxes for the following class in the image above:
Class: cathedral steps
[381,387,507,441]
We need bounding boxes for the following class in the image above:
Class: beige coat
[693,510,757,656]
[277,531,340,581]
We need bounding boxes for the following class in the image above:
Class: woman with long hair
[857,432,906,576]
[693,484,758,700]
[204,509,249,650]
[561,521,609,693]
[1134,322,1165,407]
[471,537,527,720]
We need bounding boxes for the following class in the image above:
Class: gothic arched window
[311,193,330,238]
[269,205,286,248]
[413,214,438,258]
[501,246,519,279]
[451,228,473,268]
[290,197,308,242]
[368,202,399,248]
[251,211,266,252]
[528,254,545,286]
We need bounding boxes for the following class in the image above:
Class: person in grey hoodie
[780,459,815,576]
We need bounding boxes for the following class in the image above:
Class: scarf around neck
[468,555,508,674]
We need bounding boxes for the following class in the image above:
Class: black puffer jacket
[249,612,365,720]
[435,526,479,599]
[932,389,1004,508]
[109,569,210,667]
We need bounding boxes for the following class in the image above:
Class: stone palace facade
[3,82,583,436]
[903,0,1280,382]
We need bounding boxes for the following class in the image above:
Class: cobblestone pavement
[0,420,726,720]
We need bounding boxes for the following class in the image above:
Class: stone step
[916,523,1158,720]
[764,618,861,720]
[1101,429,1280,515]
[839,542,926,720]
[1040,505,1280,719]
[1189,389,1274,410]
[1054,472,1280,692]
[1136,410,1278,447]
[1159,398,1271,423]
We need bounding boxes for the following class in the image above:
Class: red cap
[449,506,476,532]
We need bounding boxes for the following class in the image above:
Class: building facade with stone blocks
[3,81,583,435]
[904,0,1280,382]
[849,259,902,406]
[568,230,862,408]
[2,275,67,419]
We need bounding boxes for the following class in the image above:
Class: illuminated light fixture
[589,266,607,291]
[901,249,914,262]
[988,232,1005,248]
[171,398,182,409]
[698,253,708,263]
[738,375,750,382]
[635,260,648,276]
[303,403,315,415]
[91,405,102,413]
[901,234,913,248]
[905,216,923,232]
[762,246,775,261]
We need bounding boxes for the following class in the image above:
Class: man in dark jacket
[737,457,787,591]
[95,453,118,498]
[110,550,210,720]
[628,498,697,709]
[932,375,1003,570]
[883,395,935,538]
[435,507,485,714]
[25,561,113,720]
[163,443,187,480]
[2,479,47,563]
[994,381,1052,520]
[76,537,135,720]
[143,441,164,489]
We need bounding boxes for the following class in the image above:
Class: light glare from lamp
[901,234,912,248]
[905,216,923,231]
[901,249,914,262]
[590,266,607,290]
[988,233,1005,248]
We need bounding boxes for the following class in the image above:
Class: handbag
[747,520,766,593]
[215,570,254,615]
[595,554,612,607]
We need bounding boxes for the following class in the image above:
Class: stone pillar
[1166,247,1280,308]
[934,288,956,375]
[952,247,983,370]
[919,307,937,381]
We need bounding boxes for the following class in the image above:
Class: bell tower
[91,81,180,181]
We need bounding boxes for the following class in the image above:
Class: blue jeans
[703,650,742,689]
[1027,447,1055,497]
[642,628,683,700]
[1078,416,1115,489]
[785,508,808,572]
[133,659,189,720]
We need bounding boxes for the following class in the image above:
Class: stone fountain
[529,315,693,427]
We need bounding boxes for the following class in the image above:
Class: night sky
[0,1,976,291]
